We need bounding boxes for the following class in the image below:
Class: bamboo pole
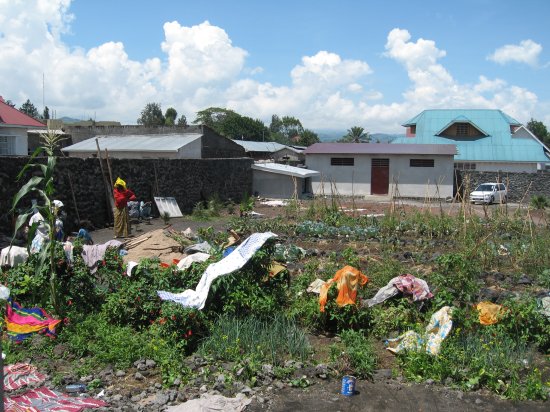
[95,139,114,221]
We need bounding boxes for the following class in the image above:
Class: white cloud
[488,39,542,66]
[0,2,546,133]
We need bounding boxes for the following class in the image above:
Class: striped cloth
[4,387,108,412]
[5,300,62,343]
[4,363,46,391]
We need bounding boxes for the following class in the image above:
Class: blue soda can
[340,375,356,396]
[65,384,87,393]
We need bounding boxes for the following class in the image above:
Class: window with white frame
[0,135,16,155]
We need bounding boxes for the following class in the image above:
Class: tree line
[4,98,50,122]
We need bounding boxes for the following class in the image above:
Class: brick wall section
[0,157,253,235]
[455,170,550,202]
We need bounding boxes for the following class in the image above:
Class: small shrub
[530,195,549,210]
[330,329,377,378]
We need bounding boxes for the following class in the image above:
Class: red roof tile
[0,96,46,127]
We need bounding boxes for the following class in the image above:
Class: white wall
[0,127,28,156]
[306,154,454,198]
[253,170,304,198]
[67,151,179,159]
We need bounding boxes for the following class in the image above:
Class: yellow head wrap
[115,177,126,190]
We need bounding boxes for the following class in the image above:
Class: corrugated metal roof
[62,134,202,152]
[304,142,456,155]
[395,109,548,162]
[251,162,320,178]
[234,140,287,153]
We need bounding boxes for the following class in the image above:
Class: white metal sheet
[154,196,183,218]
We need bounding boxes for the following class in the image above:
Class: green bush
[331,329,377,378]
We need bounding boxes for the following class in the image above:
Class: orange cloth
[476,301,504,325]
[319,266,368,312]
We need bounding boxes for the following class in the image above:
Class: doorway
[371,158,389,195]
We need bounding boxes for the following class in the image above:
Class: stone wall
[0,156,253,236]
[455,170,550,202]
[64,124,203,144]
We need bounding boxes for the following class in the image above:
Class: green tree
[269,115,304,144]
[339,126,370,143]
[526,118,549,144]
[5,99,16,108]
[297,129,320,146]
[164,107,177,126]
[137,102,165,126]
[193,107,269,140]
[42,106,50,120]
[177,115,188,127]
[20,99,39,118]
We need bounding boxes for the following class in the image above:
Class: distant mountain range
[315,129,404,143]
[58,116,82,124]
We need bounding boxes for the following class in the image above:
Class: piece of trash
[119,249,128,256]
[177,253,211,270]
[126,261,138,277]
[498,245,509,256]
[65,383,87,393]
[341,375,356,396]
[96,389,105,398]
[223,246,236,257]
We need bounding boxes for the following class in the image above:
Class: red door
[371,159,389,195]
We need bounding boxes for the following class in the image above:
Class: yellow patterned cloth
[113,206,129,238]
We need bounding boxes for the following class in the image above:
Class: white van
[469,183,507,204]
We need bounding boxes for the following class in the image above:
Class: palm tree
[339,126,370,143]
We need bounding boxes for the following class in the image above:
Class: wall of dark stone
[455,170,550,202]
[0,156,253,236]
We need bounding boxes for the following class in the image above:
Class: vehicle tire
[490,195,494,204]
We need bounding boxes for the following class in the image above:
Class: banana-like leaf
[11,176,43,210]
[11,211,32,243]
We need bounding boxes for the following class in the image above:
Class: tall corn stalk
[11,129,65,316]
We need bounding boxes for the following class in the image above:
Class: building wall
[0,127,29,156]
[306,153,454,198]
[0,157,253,235]
[470,162,539,173]
[200,129,246,158]
[252,170,306,199]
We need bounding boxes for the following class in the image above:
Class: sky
[1,0,549,134]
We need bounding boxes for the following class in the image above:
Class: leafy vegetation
[2,178,550,401]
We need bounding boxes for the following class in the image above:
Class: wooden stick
[96,138,114,220]
[104,148,114,188]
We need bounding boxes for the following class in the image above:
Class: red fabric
[113,188,136,209]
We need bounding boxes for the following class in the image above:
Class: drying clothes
[177,252,211,270]
[4,363,46,391]
[476,301,504,325]
[4,387,108,412]
[81,240,122,274]
[166,393,251,412]
[319,266,368,312]
[307,279,326,294]
[363,274,433,307]
[394,274,433,302]
[5,299,62,343]
[158,232,277,310]
[386,306,453,356]
[0,246,28,268]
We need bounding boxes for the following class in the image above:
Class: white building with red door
[304,143,456,199]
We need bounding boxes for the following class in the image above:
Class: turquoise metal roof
[395,109,548,162]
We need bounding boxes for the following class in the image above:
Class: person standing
[113,177,136,238]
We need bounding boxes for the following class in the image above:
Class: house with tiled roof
[0,96,46,156]
[393,109,550,172]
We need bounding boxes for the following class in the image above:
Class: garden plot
[1,197,549,411]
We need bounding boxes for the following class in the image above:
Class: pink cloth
[393,274,433,301]
[3,363,46,391]
[4,387,108,412]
